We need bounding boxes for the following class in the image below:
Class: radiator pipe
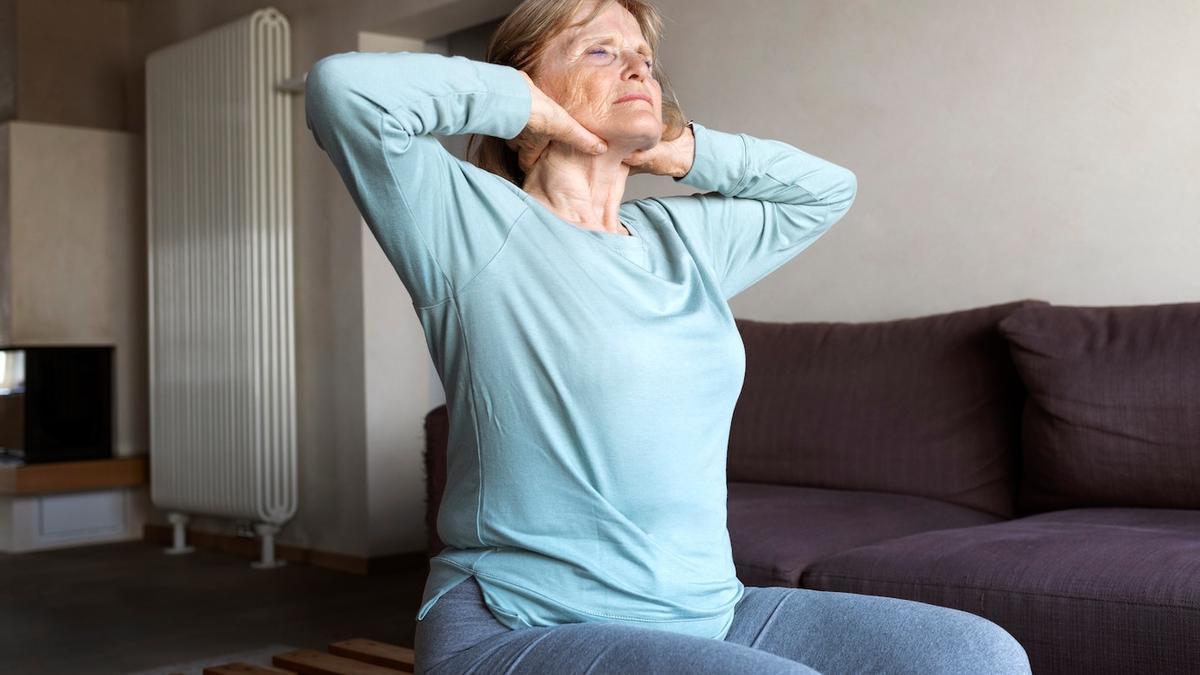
[251,522,287,569]
[163,512,195,555]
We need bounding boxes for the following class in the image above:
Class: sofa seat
[726,481,1003,587]
[800,507,1200,674]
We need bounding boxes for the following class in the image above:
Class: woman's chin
[600,120,663,149]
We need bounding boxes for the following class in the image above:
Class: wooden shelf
[0,456,148,495]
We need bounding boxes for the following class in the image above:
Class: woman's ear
[662,118,689,142]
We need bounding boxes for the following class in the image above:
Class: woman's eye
[585,47,653,71]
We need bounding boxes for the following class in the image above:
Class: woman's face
[535,1,664,151]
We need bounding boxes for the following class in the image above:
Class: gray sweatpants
[414,575,1031,674]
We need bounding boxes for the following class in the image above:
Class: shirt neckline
[519,193,643,248]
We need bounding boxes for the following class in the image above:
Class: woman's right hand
[508,70,609,174]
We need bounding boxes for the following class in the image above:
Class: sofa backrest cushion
[998,301,1200,513]
[424,404,450,556]
[729,300,1045,517]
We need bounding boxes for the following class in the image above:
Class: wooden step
[328,639,415,673]
[272,648,407,675]
[203,663,295,675]
[0,456,148,495]
[201,638,416,675]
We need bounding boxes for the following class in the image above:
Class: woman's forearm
[301,50,534,308]
[304,50,532,150]
[674,121,857,211]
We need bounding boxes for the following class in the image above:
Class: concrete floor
[0,539,427,674]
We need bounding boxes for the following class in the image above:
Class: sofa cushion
[727,482,1002,587]
[424,404,450,556]
[730,299,1046,517]
[801,508,1200,675]
[998,302,1200,512]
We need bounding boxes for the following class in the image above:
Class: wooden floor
[0,539,427,674]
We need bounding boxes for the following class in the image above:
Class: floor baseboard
[142,523,428,575]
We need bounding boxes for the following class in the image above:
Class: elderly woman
[305,0,1031,673]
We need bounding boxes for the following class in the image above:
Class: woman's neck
[521,141,633,235]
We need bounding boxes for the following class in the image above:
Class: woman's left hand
[623,123,696,178]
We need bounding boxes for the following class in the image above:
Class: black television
[0,345,114,464]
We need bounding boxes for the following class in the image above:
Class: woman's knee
[427,620,820,674]
[530,622,820,675]
[919,604,1031,675]
[740,588,1030,675]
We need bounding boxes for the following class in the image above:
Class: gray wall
[0,0,14,121]
[447,0,1200,327]
[374,0,1200,558]
[125,0,523,559]
[647,0,1200,321]
[49,0,1200,560]
[1,121,144,457]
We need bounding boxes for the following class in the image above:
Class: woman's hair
[467,0,688,187]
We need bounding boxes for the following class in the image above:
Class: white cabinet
[0,487,146,552]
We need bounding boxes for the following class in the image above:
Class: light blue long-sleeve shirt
[304,50,856,640]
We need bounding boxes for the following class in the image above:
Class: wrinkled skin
[510,0,693,233]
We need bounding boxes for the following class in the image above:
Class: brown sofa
[422,298,1200,674]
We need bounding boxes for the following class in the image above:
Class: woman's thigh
[414,575,817,675]
[725,585,1032,675]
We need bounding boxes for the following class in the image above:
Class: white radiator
[145,7,297,567]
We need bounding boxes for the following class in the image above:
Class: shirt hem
[427,556,742,626]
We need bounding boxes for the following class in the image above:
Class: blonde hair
[466,0,688,187]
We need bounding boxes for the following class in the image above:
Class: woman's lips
[615,94,651,104]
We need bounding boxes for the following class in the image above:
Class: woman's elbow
[304,54,377,147]
[305,54,354,109]
[837,168,858,205]
[812,168,856,218]
[820,168,857,228]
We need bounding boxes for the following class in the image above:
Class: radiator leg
[251,522,287,569]
[164,512,195,555]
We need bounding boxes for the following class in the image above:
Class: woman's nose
[618,53,651,79]
[623,63,649,81]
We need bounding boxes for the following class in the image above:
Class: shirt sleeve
[304,51,533,308]
[656,120,857,301]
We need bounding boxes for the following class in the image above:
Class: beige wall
[644,0,1200,321]
[1,121,145,457]
[0,125,9,338]
[357,0,1199,559]
[388,0,1200,328]
[357,31,444,556]
[427,0,1200,409]
[0,0,14,121]
[124,0,520,558]
[7,0,1196,562]
[13,0,131,129]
